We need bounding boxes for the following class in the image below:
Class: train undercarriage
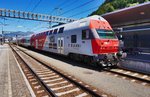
[68,52,126,68]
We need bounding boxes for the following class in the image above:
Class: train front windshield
[96,29,116,39]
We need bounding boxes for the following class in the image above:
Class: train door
[36,39,38,49]
[57,37,64,54]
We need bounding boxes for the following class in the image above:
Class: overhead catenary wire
[18,0,34,25]
[50,0,68,14]
[61,0,79,10]
[24,0,33,11]
[68,6,99,18]
[31,0,43,12]
[16,0,36,31]
[17,0,43,28]
[58,0,73,9]
[59,0,97,16]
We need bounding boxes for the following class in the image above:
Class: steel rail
[10,45,57,97]
[104,68,150,84]
[13,45,103,97]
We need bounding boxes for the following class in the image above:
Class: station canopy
[102,2,150,27]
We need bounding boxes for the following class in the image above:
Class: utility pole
[49,21,52,28]
[2,25,3,34]
[1,17,7,44]
[0,20,4,44]
[16,35,18,46]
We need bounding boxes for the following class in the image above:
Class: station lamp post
[0,22,4,44]
[16,35,18,46]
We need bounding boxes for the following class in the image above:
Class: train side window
[82,29,89,39]
[54,29,58,34]
[46,31,49,35]
[58,27,64,33]
[49,30,53,35]
[71,35,77,43]
[50,36,55,42]
[27,39,30,43]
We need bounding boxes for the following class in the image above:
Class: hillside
[90,0,149,15]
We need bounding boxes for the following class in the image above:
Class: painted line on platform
[7,47,12,97]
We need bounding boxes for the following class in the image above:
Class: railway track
[104,68,150,86]
[11,45,112,97]
[11,46,51,97]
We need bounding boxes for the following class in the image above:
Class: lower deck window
[71,35,76,43]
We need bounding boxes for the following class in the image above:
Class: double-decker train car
[19,15,126,67]
[18,36,31,47]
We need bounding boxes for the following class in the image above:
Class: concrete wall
[120,59,150,75]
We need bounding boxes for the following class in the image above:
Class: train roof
[33,15,107,35]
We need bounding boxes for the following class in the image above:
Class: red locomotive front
[90,20,119,54]
[89,19,125,67]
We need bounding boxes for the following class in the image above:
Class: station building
[102,2,150,53]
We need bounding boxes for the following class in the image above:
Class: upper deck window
[49,30,53,35]
[46,31,49,35]
[54,29,58,34]
[58,27,64,33]
[96,29,116,39]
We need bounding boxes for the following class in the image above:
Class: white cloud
[17,25,23,28]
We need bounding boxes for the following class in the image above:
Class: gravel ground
[18,46,150,97]
[0,44,31,97]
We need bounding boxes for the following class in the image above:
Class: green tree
[90,0,149,15]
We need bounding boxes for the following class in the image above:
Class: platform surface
[126,53,150,62]
[0,44,31,97]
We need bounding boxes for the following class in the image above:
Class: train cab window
[71,35,77,43]
[82,29,89,39]
[58,27,64,33]
[54,29,58,34]
[96,29,116,39]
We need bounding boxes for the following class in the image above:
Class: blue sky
[0,0,104,34]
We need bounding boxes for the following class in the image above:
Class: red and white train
[18,15,126,67]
